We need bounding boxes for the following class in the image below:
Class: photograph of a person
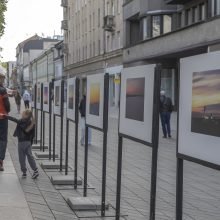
[68,84,74,110]
[37,87,40,103]
[55,86,60,107]
[43,86,48,105]
[191,69,220,137]
[125,77,145,122]
[89,82,100,116]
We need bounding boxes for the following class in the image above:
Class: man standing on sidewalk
[0,73,10,171]
[160,90,173,138]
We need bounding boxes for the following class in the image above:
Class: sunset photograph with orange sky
[89,83,100,116]
[191,69,220,137]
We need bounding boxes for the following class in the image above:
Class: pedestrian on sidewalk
[0,73,10,171]
[2,110,39,179]
[79,95,92,146]
[160,90,173,138]
[23,90,30,109]
[14,90,21,114]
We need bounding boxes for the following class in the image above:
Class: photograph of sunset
[126,77,145,122]
[68,84,74,110]
[191,69,220,137]
[44,86,48,105]
[89,82,100,116]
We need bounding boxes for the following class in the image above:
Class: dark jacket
[7,115,35,143]
[0,86,10,117]
[79,98,86,117]
[160,96,173,113]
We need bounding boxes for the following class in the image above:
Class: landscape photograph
[125,77,145,122]
[68,84,74,110]
[89,82,100,116]
[44,86,48,105]
[191,69,220,137]
[55,86,60,107]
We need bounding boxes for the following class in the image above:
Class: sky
[192,70,220,115]
[0,0,63,62]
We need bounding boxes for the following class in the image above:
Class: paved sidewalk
[0,150,33,220]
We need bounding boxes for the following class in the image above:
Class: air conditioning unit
[61,0,68,7]
[103,15,115,32]
[61,20,68,30]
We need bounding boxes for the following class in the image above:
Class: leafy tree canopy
[0,0,7,37]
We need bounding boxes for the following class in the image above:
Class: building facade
[16,35,60,93]
[5,61,16,88]
[123,0,220,107]
[62,0,123,108]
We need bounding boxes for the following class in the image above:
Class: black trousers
[24,100,30,109]
[0,118,8,160]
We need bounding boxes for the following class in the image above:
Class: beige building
[62,0,123,108]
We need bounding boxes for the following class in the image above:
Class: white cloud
[0,0,63,61]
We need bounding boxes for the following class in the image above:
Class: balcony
[165,0,190,4]
[62,43,69,54]
[103,15,115,32]
[61,20,68,30]
[61,0,68,7]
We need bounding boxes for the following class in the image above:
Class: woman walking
[14,90,21,114]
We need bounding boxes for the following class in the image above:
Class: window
[98,8,101,27]
[143,17,149,40]
[152,16,161,37]
[117,31,121,49]
[192,6,197,23]
[212,0,220,16]
[199,3,205,20]
[185,9,190,26]
[177,12,182,28]
[163,15,172,34]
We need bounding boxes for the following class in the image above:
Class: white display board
[178,51,220,166]
[66,78,76,121]
[43,82,50,113]
[86,73,105,130]
[54,80,62,116]
[119,65,155,143]
[36,84,42,110]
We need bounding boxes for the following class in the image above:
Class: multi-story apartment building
[123,0,220,107]
[62,0,123,108]
[16,35,60,93]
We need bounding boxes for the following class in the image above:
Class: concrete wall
[123,18,220,63]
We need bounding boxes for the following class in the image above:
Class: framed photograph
[178,51,220,167]
[36,84,42,110]
[86,73,105,130]
[67,77,76,121]
[54,80,62,116]
[43,82,50,113]
[119,65,156,143]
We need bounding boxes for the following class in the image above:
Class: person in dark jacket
[14,90,21,114]
[0,73,10,171]
[3,110,39,179]
[79,95,92,146]
[160,90,173,138]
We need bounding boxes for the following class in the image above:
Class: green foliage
[0,0,7,37]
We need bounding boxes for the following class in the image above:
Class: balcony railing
[61,20,68,30]
[61,0,68,7]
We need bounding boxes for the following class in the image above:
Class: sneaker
[22,173,27,178]
[32,169,39,179]
[168,135,172,138]
[162,136,167,139]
